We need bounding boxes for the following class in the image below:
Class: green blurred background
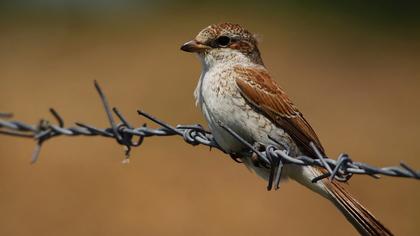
[0,1,419,235]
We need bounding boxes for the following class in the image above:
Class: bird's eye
[216,36,231,47]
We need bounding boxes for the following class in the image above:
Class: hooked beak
[180,40,209,53]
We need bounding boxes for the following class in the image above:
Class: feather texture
[234,66,325,156]
[234,65,393,235]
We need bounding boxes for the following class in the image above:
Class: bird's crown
[196,22,257,46]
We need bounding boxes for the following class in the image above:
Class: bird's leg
[250,142,269,168]
[229,153,243,163]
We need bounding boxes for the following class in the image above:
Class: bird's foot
[250,142,269,168]
[229,153,243,163]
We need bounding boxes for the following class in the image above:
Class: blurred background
[1,1,420,235]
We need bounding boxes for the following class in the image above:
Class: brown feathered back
[234,65,325,157]
[233,64,393,235]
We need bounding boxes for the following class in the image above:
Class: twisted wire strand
[0,81,419,190]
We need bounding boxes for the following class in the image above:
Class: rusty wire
[0,81,419,190]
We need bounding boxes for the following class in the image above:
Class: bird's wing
[234,66,393,236]
[234,66,325,156]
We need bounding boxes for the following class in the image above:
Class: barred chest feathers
[194,52,293,156]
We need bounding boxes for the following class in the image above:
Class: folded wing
[234,66,325,157]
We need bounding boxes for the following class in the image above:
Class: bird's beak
[180,40,209,53]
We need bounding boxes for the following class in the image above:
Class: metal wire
[0,81,419,190]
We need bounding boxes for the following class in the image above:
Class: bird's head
[181,23,263,66]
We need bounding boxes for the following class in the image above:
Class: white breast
[196,67,247,153]
[194,58,277,154]
[193,50,305,184]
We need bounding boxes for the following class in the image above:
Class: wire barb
[0,82,419,190]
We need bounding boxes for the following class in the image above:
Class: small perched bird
[181,23,392,235]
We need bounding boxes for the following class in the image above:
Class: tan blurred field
[0,5,420,236]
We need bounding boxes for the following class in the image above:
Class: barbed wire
[0,81,419,190]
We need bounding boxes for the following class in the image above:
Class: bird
[181,22,392,236]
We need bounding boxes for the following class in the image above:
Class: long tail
[290,166,393,236]
[325,181,393,235]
